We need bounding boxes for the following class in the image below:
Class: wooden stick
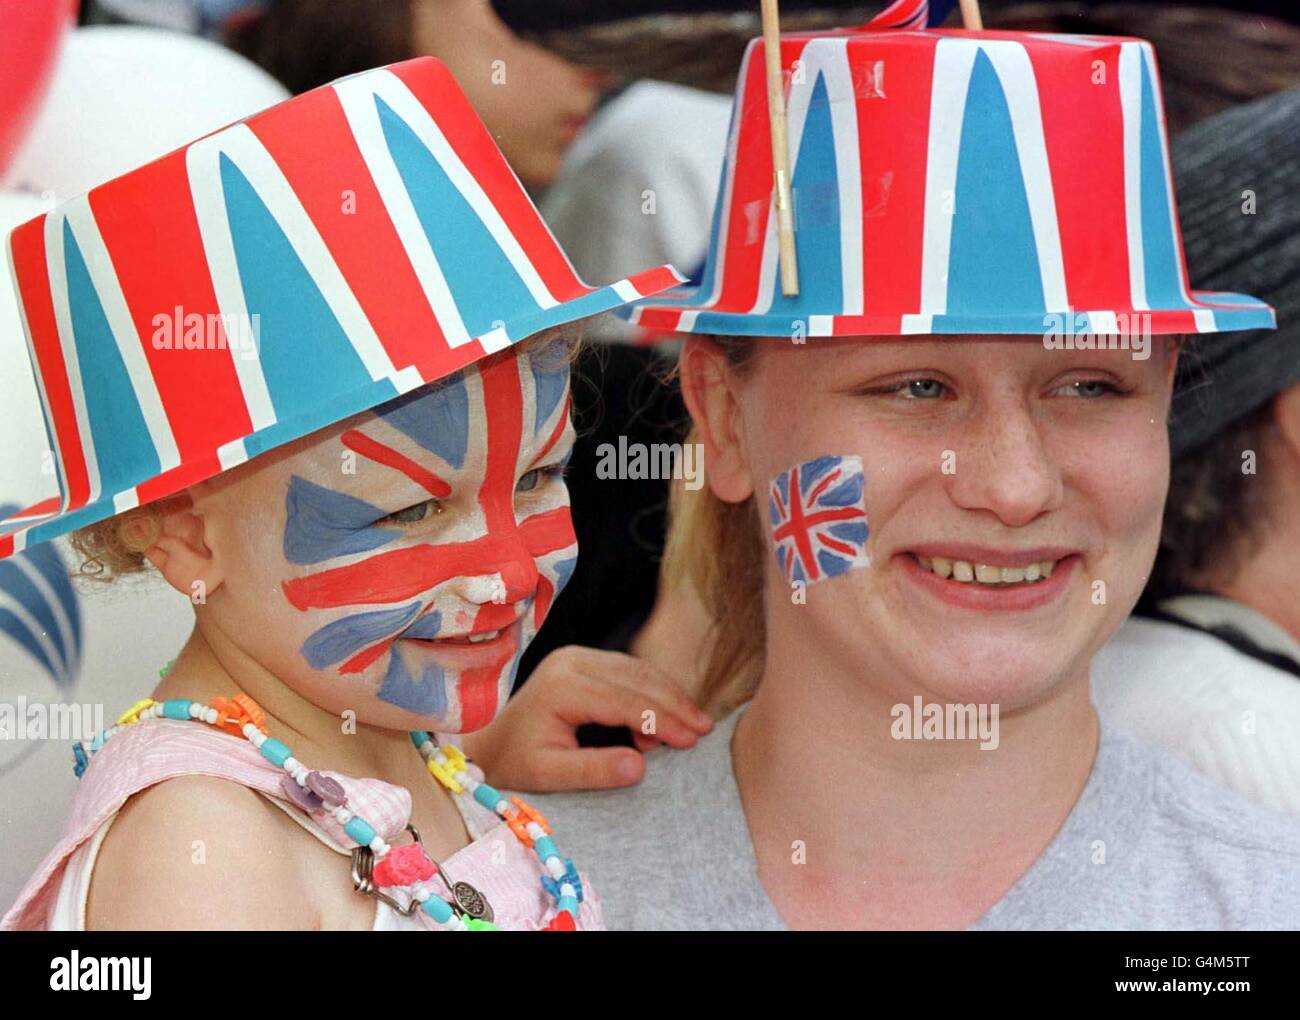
[958,0,984,30]
[760,0,799,297]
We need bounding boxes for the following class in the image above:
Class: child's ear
[679,337,754,504]
[140,488,224,602]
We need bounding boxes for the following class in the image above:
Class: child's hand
[462,646,713,793]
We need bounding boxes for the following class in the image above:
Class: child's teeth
[1001,566,1026,583]
[1040,559,1055,577]
[974,564,1000,583]
[931,556,953,579]
[952,560,974,582]
[1025,562,1041,582]
[467,630,499,643]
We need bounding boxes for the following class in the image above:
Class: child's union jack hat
[625,28,1276,339]
[0,57,683,558]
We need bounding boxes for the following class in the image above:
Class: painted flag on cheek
[769,454,870,585]
[279,350,577,732]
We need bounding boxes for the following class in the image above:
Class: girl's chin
[890,644,1088,712]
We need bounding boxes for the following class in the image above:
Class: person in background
[1091,88,1300,816]
[227,0,610,191]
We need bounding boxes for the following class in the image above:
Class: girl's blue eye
[904,379,944,399]
[1059,380,1116,398]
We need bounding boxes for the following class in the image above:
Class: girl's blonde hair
[661,335,766,717]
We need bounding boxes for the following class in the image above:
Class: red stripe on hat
[89,150,255,463]
[387,59,590,304]
[8,217,92,512]
[710,42,780,313]
[1146,310,1198,333]
[248,86,455,375]
[828,314,907,335]
[1027,43,1132,311]
[134,452,224,507]
[625,265,686,297]
[850,33,939,315]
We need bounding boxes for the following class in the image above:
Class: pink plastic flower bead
[373,842,437,887]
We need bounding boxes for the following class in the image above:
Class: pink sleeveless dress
[1,719,604,931]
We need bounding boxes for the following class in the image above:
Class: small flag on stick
[759,0,800,297]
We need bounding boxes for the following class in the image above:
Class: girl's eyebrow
[341,428,452,498]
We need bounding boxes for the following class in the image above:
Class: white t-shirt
[1093,598,1300,817]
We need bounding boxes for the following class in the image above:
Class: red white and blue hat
[625,27,1276,338]
[0,57,684,558]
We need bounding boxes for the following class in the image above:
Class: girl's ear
[678,337,754,504]
[141,487,225,603]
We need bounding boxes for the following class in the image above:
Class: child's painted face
[731,337,1175,712]
[199,342,576,733]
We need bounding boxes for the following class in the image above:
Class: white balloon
[2,25,289,201]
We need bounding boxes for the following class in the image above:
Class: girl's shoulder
[86,771,329,929]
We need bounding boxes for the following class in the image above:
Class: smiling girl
[1,57,680,930]
[498,27,1300,930]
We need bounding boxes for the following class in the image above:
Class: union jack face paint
[769,455,870,585]
[272,341,576,733]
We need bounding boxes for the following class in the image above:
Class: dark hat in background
[1168,87,1300,459]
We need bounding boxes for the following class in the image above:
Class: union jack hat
[625,28,1276,338]
[0,57,683,558]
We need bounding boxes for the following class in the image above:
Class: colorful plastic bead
[373,843,437,887]
[116,699,156,726]
[306,771,347,807]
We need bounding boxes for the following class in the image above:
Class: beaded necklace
[73,693,584,931]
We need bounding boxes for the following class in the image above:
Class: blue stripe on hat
[1138,55,1191,311]
[220,153,374,422]
[694,86,743,307]
[242,377,399,461]
[376,95,538,339]
[63,222,161,493]
[767,74,842,320]
[947,50,1044,317]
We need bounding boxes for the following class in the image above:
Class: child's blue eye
[380,500,441,525]
[517,464,565,493]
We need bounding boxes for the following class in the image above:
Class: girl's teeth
[467,630,499,643]
[918,556,1060,584]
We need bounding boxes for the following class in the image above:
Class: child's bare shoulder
[86,775,319,930]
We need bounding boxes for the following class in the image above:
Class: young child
[0,57,680,931]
